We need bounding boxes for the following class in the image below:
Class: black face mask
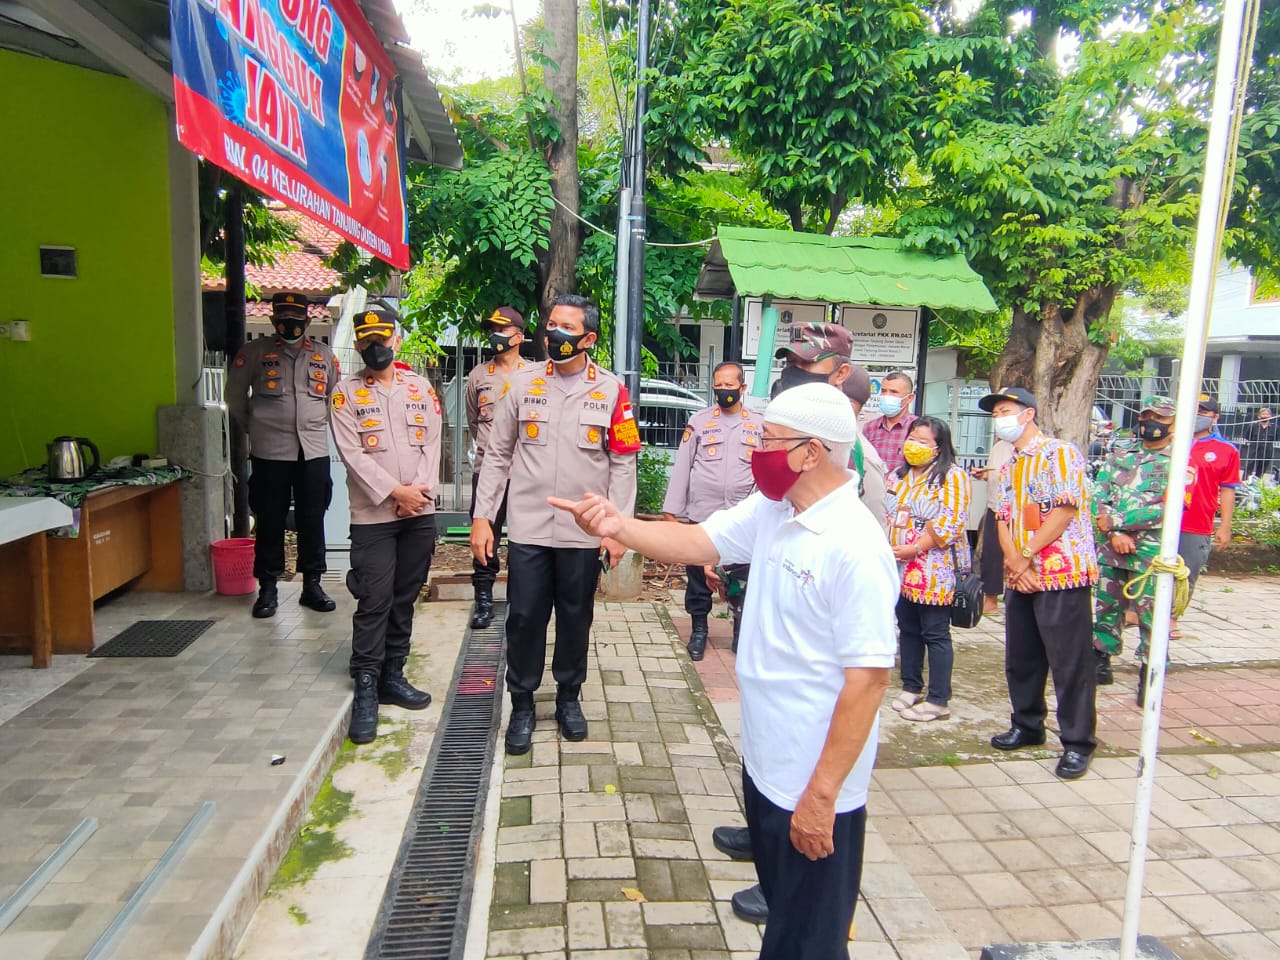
[776,364,830,394]
[714,388,740,409]
[546,329,589,363]
[276,318,306,342]
[489,332,515,353]
[1137,420,1170,442]
[360,343,395,371]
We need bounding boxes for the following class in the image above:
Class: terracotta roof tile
[203,203,345,296]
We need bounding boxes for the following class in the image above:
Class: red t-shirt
[1182,436,1241,535]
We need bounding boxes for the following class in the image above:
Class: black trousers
[248,454,331,580]
[744,771,866,960]
[1004,585,1097,754]
[470,471,508,589]
[505,542,600,702]
[684,563,713,616]
[346,515,436,677]
[980,509,1005,598]
[896,597,954,706]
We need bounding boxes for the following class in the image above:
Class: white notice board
[839,305,921,365]
[741,298,830,359]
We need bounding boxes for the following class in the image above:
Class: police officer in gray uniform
[471,295,640,755]
[464,306,531,629]
[663,361,760,660]
[226,292,339,618]
[330,309,443,744]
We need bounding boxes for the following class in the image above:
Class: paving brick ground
[2,569,1278,960]
[662,573,1280,959]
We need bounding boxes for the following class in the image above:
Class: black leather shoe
[687,615,709,661]
[251,581,278,619]
[348,672,379,744]
[1137,662,1148,708]
[470,586,494,629]
[299,577,336,612]
[1055,750,1092,780]
[378,657,432,710]
[731,884,768,924]
[990,727,1046,750]
[1095,648,1114,685]
[555,700,588,741]
[712,825,753,861]
[505,702,536,756]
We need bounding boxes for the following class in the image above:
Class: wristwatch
[1020,545,1035,559]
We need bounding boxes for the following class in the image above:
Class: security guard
[471,294,639,755]
[663,361,760,660]
[226,291,339,618]
[330,309,442,744]
[464,306,530,629]
[1093,396,1175,703]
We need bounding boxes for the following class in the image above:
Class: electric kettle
[47,436,100,482]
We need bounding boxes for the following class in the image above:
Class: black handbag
[949,542,984,629]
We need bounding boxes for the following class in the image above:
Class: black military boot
[251,579,278,619]
[555,699,588,741]
[378,657,432,710]
[1095,648,1114,685]
[505,694,536,755]
[687,614,709,661]
[299,575,337,612]
[348,671,379,744]
[1136,662,1149,708]
[470,584,494,629]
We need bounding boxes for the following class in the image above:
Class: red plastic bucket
[210,538,258,596]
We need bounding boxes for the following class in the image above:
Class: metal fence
[1097,375,1280,479]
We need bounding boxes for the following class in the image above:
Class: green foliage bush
[636,447,673,516]
[1233,480,1280,548]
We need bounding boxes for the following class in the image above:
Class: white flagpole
[1119,0,1254,956]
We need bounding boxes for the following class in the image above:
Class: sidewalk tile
[603,901,647,948]
[568,902,609,950]
[1163,893,1255,935]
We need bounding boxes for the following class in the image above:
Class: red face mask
[751,446,804,501]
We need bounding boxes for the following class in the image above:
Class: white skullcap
[764,382,859,444]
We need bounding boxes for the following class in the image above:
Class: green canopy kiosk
[693,227,998,405]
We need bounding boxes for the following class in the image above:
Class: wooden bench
[0,482,184,661]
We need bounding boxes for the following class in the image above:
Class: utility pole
[622,0,650,403]
[224,184,249,537]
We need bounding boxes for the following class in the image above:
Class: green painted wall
[0,50,176,477]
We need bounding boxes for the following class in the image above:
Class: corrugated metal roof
[357,0,464,171]
[695,227,997,313]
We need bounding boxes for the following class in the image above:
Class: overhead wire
[594,0,629,138]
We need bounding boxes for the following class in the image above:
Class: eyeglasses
[762,435,832,452]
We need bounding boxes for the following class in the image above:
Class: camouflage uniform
[1092,397,1175,662]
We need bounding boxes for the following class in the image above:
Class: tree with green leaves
[649,0,926,233]
[897,0,1280,447]
[648,0,1278,448]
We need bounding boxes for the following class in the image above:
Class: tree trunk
[535,0,581,357]
[992,288,1114,451]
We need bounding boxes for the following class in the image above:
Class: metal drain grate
[88,620,215,658]
[364,604,506,960]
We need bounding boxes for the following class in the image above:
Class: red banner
[171,0,410,269]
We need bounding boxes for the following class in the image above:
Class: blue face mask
[879,395,904,417]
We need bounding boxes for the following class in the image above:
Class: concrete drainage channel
[363,603,506,960]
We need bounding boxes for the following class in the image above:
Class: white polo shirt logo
[781,558,815,588]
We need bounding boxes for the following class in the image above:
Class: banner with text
[171,0,410,268]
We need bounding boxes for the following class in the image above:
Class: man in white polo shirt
[550,382,897,959]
